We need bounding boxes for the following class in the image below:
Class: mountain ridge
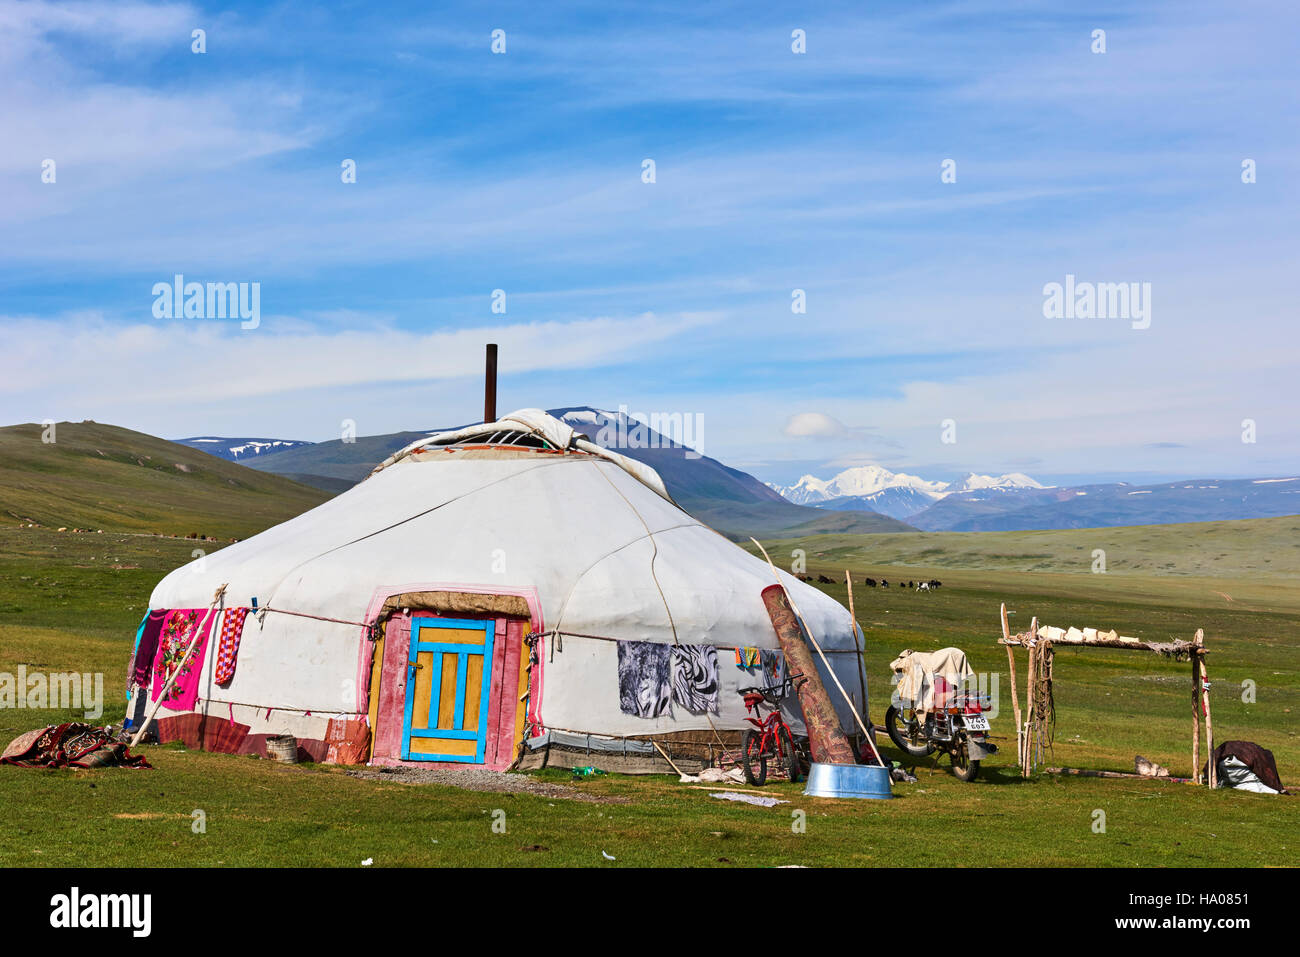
[768,463,1046,519]
[232,407,914,540]
[171,411,1300,533]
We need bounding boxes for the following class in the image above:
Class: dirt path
[344,764,628,803]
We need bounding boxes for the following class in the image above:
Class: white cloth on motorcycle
[889,647,975,716]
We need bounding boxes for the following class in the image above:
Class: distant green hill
[0,421,332,540]
[239,430,429,489]
[757,513,1300,580]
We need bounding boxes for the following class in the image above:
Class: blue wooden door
[402,618,496,762]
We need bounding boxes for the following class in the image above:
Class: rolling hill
[0,421,332,540]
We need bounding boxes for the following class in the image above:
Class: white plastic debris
[709,791,790,807]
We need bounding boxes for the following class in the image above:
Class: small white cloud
[783,412,849,439]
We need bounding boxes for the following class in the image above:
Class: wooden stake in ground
[1022,616,1039,777]
[1001,602,1024,779]
[1196,629,1216,788]
[652,739,686,777]
[1192,636,1203,784]
[845,570,870,723]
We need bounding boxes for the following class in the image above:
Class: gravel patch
[344,764,628,803]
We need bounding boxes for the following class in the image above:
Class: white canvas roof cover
[148,410,867,741]
[372,408,672,502]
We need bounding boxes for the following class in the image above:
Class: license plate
[963,715,990,731]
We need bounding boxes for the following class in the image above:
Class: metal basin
[803,762,893,799]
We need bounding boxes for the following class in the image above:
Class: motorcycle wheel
[950,738,980,782]
[885,705,935,757]
[780,726,802,783]
[741,729,768,786]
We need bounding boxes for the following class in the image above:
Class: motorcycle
[884,653,996,781]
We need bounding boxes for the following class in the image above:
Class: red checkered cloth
[214,607,250,685]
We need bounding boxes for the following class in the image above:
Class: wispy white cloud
[0,0,1297,482]
[0,308,723,435]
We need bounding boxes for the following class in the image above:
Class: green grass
[3,749,1293,867]
[0,421,331,539]
[1,522,1296,867]
[758,514,1300,580]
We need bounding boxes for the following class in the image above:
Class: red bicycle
[738,672,805,785]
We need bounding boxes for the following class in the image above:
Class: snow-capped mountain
[767,465,1047,518]
[176,437,315,461]
[948,471,1044,493]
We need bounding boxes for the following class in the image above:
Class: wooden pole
[1045,766,1197,784]
[652,739,686,777]
[130,585,226,748]
[1001,602,1024,779]
[1197,629,1215,788]
[1023,644,1036,777]
[1023,616,1039,777]
[845,571,869,722]
[1191,639,1202,784]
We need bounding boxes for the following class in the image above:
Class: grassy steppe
[0,517,1296,867]
[0,421,330,539]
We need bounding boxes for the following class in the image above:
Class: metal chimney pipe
[484,343,498,423]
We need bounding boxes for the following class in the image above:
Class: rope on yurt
[531,628,863,655]
[255,458,573,605]
[592,463,679,644]
[253,605,379,640]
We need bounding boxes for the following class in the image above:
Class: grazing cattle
[928,579,942,589]
[917,581,931,592]
[816,574,833,584]
[907,581,915,589]
[864,577,877,588]
[880,579,889,588]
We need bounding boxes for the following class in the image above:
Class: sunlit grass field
[0,521,1296,867]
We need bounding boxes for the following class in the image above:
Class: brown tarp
[1203,740,1288,794]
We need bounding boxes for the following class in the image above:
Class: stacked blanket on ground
[1,723,152,770]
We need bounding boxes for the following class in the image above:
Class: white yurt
[127,409,868,770]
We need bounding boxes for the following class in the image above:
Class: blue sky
[1,0,1297,486]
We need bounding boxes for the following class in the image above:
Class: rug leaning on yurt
[126,409,868,772]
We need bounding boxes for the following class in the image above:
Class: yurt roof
[370,407,672,502]
[149,409,856,653]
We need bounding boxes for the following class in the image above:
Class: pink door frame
[357,584,545,770]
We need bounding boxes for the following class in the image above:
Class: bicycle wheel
[741,729,768,786]
[780,726,802,783]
